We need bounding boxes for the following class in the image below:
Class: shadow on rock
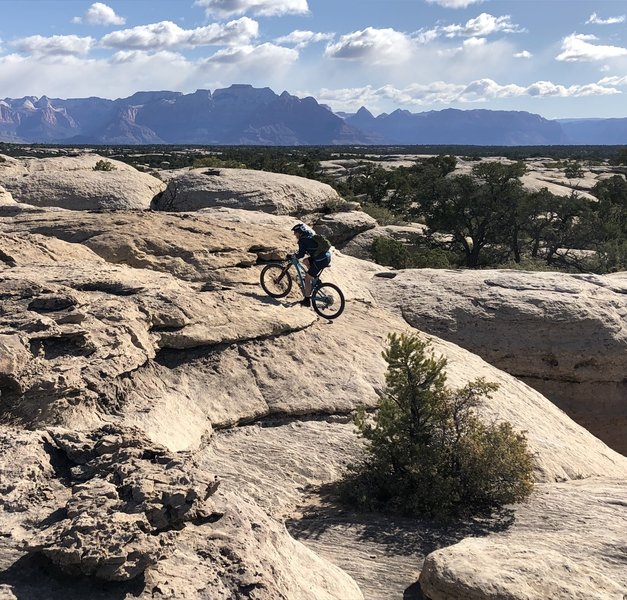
[287,480,515,558]
[0,554,145,600]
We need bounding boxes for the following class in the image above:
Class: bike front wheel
[312,283,345,319]
[260,264,293,298]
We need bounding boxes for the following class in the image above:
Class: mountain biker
[288,223,332,307]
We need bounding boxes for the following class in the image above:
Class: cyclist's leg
[303,257,313,297]
[307,255,329,296]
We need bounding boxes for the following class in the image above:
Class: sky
[2,0,627,119]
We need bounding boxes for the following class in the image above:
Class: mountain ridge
[1,85,627,145]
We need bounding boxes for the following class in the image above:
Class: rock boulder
[153,167,341,215]
[313,211,377,246]
[420,478,627,600]
[0,154,165,210]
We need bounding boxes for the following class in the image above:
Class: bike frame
[286,255,320,295]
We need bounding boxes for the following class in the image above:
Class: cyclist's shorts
[308,252,331,277]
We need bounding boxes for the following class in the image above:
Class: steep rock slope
[0,204,626,599]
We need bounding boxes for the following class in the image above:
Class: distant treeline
[2,143,626,274]
[2,142,627,165]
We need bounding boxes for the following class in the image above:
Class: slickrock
[0,262,314,428]
[0,230,104,267]
[26,425,219,581]
[313,210,377,245]
[420,478,627,600]
[371,268,627,455]
[0,425,362,599]
[341,223,428,260]
[1,198,627,600]
[153,167,341,214]
[0,154,165,210]
[0,185,15,205]
[1,207,289,283]
[452,157,598,200]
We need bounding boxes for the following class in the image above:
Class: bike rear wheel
[260,264,293,298]
[312,283,345,319]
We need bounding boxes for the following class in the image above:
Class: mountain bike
[260,255,345,320]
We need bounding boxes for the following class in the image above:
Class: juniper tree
[348,333,535,518]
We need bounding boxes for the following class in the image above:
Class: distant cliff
[1,85,627,145]
[343,106,568,145]
[0,85,374,145]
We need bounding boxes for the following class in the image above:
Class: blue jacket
[295,234,319,259]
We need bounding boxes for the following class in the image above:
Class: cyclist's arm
[295,237,308,259]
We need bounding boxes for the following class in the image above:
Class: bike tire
[260,263,293,298]
[312,282,345,319]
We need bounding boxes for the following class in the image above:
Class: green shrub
[343,333,535,518]
[564,161,584,179]
[361,203,405,225]
[372,236,408,268]
[93,159,115,171]
[409,247,456,268]
[371,237,456,269]
[192,156,246,169]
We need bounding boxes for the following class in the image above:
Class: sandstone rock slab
[153,167,341,215]
[0,155,165,210]
[341,223,428,260]
[420,478,627,600]
[314,211,377,245]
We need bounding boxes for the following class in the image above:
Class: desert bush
[343,333,535,518]
[564,161,584,179]
[93,160,115,172]
[361,202,405,225]
[192,156,246,169]
[371,237,455,269]
[372,237,409,268]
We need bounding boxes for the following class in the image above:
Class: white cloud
[425,0,484,8]
[514,50,532,58]
[415,12,523,44]
[0,53,199,98]
[194,0,308,18]
[108,49,187,65]
[463,37,486,48]
[598,75,627,86]
[586,13,625,25]
[275,30,334,49]
[309,77,621,112]
[100,18,258,50]
[324,27,414,64]
[72,3,126,26]
[556,33,627,62]
[11,35,95,57]
[442,13,523,37]
[202,42,298,67]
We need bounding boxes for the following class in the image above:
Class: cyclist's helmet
[291,223,310,235]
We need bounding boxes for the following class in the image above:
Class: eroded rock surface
[372,268,627,455]
[0,185,15,205]
[26,425,219,581]
[0,154,165,210]
[1,202,626,600]
[154,167,341,215]
[0,425,362,600]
